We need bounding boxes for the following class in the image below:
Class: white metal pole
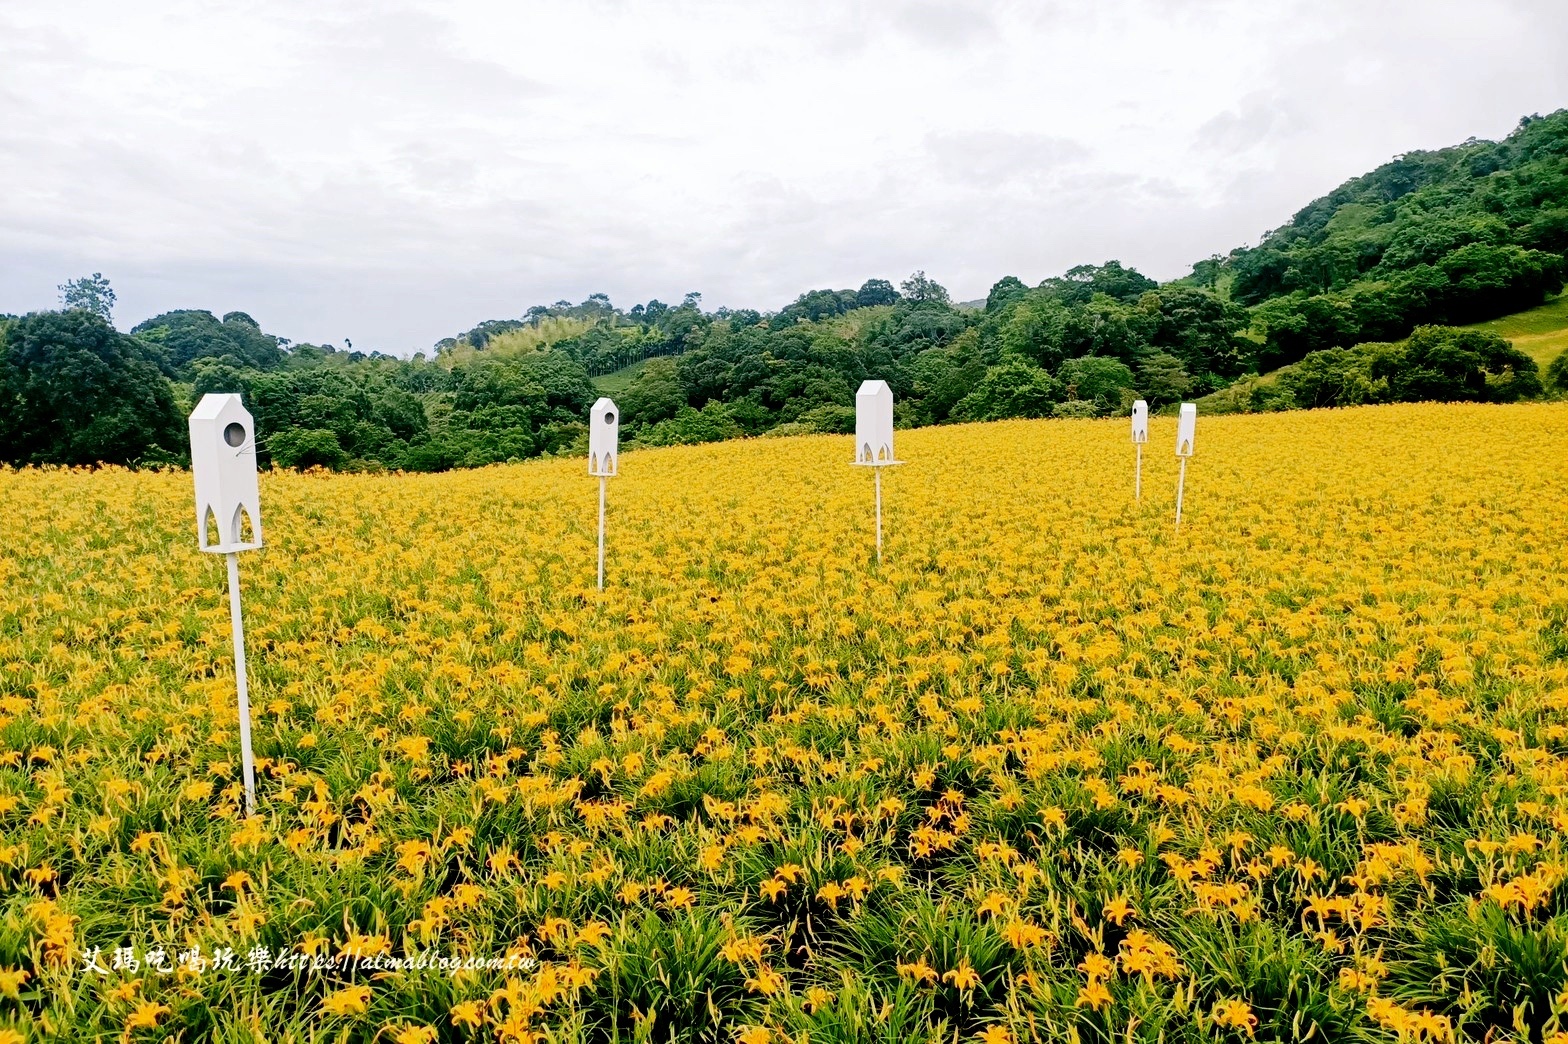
[1175,457,1188,530]
[225,551,257,816]
[1135,443,1143,502]
[597,475,607,591]
[874,467,883,566]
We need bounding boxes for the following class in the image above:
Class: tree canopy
[0,310,182,466]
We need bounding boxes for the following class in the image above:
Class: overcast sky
[2,0,1564,354]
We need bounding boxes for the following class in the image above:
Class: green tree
[793,403,857,433]
[900,271,951,306]
[133,309,284,370]
[1058,356,1135,413]
[985,276,1028,313]
[58,273,116,323]
[1189,256,1223,288]
[950,358,1062,421]
[636,401,742,446]
[1052,399,1099,419]
[999,295,1072,371]
[1276,346,1391,408]
[0,310,182,466]
[1138,352,1193,406]
[773,289,857,327]
[1039,261,1157,304]
[908,339,986,424]
[855,279,900,308]
[1147,287,1250,379]
[1216,109,1568,348]
[1275,327,1541,410]
[1546,350,1568,396]
[268,428,347,469]
[1390,326,1541,402]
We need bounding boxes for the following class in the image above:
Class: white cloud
[0,0,1564,352]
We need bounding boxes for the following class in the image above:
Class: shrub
[1051,399,1099,419]
[269,427,348,469]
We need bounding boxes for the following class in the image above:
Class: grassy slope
[592,357,652,396]
[1460,292,1568,367]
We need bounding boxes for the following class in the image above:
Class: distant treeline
[0,265,1265,470]
[2,110,1566,470]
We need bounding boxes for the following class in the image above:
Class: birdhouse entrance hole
[224,422,246,448]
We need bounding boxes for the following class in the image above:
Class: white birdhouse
[1131,400,1149,444]
[853,380,899,465]
[189,393,262,553]
[589,397,619,477]
[1176,403,1197,457]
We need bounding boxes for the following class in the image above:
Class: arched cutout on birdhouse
[853,380,899,465]
[589,397,619,477]
[189,393,263,553]
[234,505,256,545]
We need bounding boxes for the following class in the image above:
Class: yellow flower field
[2,402,1568,1042]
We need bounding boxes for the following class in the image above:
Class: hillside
[1196,288,1568,415]
[1208,110,1568,370]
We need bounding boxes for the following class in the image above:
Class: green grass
[1192,373,1281,415]
[1461,290,1568,367]
[592,357,653,396]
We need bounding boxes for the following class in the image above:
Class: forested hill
[1207,110,1568,370]
[2,111,1566,471]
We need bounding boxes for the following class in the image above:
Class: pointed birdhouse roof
[190,392,250,424]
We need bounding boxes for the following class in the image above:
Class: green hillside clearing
[1460,290,1568,367]
[592,357,653,396]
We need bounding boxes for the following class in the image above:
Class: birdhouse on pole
[589,397,619,477]
[189,393,262,553]
[588,397,619,590]
[851,380,901,565]
[1130,399,1149,501]
[1176,403,1197,458]
[188,392,263,816]
[853,380,900,466]
[1173,402,1198,530]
